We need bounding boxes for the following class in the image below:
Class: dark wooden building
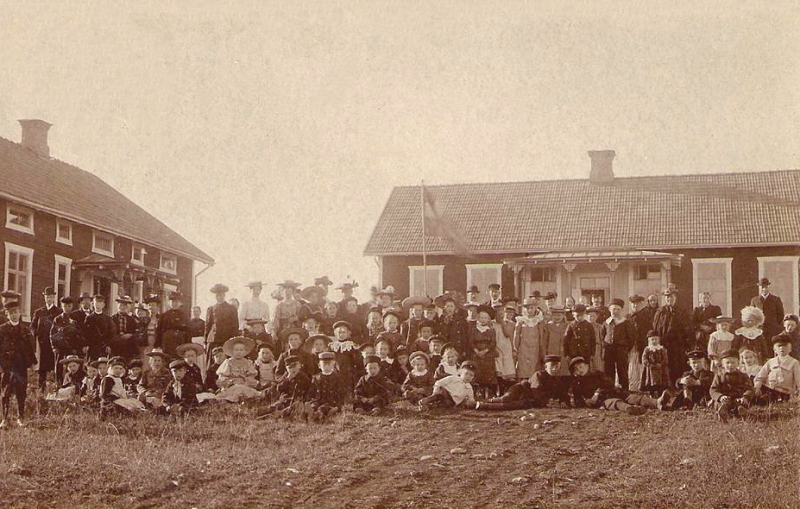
[365,151,799,316]
[0,119,213,319]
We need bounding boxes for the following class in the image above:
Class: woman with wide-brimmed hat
[272,280,303,337]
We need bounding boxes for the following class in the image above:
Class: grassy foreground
[0,398,797,509]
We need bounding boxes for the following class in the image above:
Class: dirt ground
[0,401,797,509]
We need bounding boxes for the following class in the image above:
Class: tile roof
[0,137,213,263]
[364,170,800,255]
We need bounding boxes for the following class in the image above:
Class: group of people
[0,275,798,427]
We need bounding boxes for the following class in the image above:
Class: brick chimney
[19,119,52,158]
[588,149,615,184]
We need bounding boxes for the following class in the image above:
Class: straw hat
[222,336,255,357]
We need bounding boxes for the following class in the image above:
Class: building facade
[366,151,800,315]
[0,119,213,319]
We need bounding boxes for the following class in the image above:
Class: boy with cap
[418,360,478,411]
[176,343,206,392]
[243,319,277,360]
[31,286,62,391]
[476,355,570,411]
[753,335,800,404]
[568,357,669,415]
[488,284,503,308]
[365,306,385,344]
[162,359,199,415]
[123,359,144,396]
[427,335,445,371]
[564,304,596,367]
[671,350,714,410]
[308,351,346,422]
[408,319,436,354]
[376,310,404,351]
[50,296,84,382]
[276,328,316,378]
[710,349,755,422]
[47,355,85,401]
[601,299,635,389]
[100,357,145,419]
[353,355,398,415]
[138,348,172,408]
[258,354,312,419]
[0,301,37,428]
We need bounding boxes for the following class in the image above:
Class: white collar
[8,320,20,326]
[381,357,394,365]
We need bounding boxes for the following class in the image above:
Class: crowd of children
[0,280,798,428]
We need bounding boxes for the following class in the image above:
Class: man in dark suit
[601,298,635,390]
[750,278,785,342]
[30,286,62,391]
[84,295,115,360]
[691,291,723,352]
[652,288,691,384]
[0,302,37,428]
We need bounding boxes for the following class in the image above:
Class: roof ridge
[395,168,800,189]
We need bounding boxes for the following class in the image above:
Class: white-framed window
[692,258,733,315]
[55,218,73,246]
[54,255,72,302]
[131,244,146,265]
[4,242,34,318]
[5,203,34,235]
[408,265,444,297]
[160,252,178,274]
[466,263,503,295]
[92,230,115,257]
[758,256,799,317]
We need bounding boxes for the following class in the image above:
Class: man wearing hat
[205,284,239,354]
[601,298,635,390]
[0,301,37,427]
[238,281,271,334]
[51,296,83,382]
[691,292,723,352]
[652,288,691,384]
[70,292,94,330]
[750,278,785,342]
[564,304,596,368]
[157,292,190,357]
[314,276,334,299]
[111,296,139,359]
[0,290,21,326]
[273,280,303,336]
[298,286,325,324]
[488,284,503,308]
[85,295,115,360]
[466,285,481,304]
[30,286,62,391]
[626,294,650,392]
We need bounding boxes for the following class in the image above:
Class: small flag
[422,185,470,255]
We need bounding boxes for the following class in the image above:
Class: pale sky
[1,1,798,309]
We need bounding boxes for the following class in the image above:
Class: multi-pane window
[160,252,178,274]
[56,219,72,245]
[5,203,34,234]
[93,231,115,257]
[4,243,33,317]
[54,256,72,301]
[132,244,145,265]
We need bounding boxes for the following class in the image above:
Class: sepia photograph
[0,2,798,508]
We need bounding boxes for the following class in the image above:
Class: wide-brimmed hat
[544,292,558,301]
[1,290,21,299]
[144,294,162,304]
[758,277,771,287]
[59,354,84,366]
[210,284,229,294]
[549,305,566,314]
[115,295,134,304]
[300,286,324,300]
[176,343,205,357]
[530,291,542,299]
[522,296,540,307]
[303,334,332,353]
[3,301,20,311]
[222,336,255,357]
[245,281,264,288]
[314,276,333,286]
[402,296,432,312]
[710,315,735,324]
[77,292,92,301]
[336,282,359,291]
[628,294,645,303]
[661,288,678,296]
[279,327,310,343]
[277,280,302,289]
[245,318,268,327]
[376,287,395,298]
[146,348,169,360]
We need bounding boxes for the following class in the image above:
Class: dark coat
[529,370,571,406]
[710,371,754,401]
[564,320,596,359]
[400,318,423,348]
[401,370,435,393]
[570,370,617,406]
[0,320,37,372]
[276,349,317,379]
[309,371,346,408]
[84,313,115,359]
[439,314,469,358]
[751,294,785,340]
[30,305,62,371]
[205,362,222,393]
[51,313,85,356]
[600,318,635,349]
[275,371,311,402]
[110,312,139,359]
[156,308,190,356]
[629,308,654,351]
[188,318,206,338]
[675,368,714,404]
[205,302,239,346]
[162,378,199,408]
[354,373,397,404]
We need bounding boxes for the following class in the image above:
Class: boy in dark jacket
[353,355,398,416]
[710,349,755,422]
[600,299,635,389]
[162,359,199,416]
[205,347,226,393]
[671,350,714,410]
[564,305,597,364]
[0,302,37,428]
[476,355,570,410]
[257,355,311,419]
[308,352,346,422]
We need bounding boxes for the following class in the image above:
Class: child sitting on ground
[434,343,460,380]
[205,347,226,393]
[307,351,346,422]
[277,330,317,378]
[707,316,735,375]
[738,349,762,381]
[81,362,101,405]
[428,335,445,372]
[394,346,411,384]
[216,336,262,403]
[138,349,172,409]
[353,355,398,416]
[710,349,755,422]
[418,360,478,411]
[568,357,669,415]
[671,350,714,410]
[176,343,206,392]
[476,355,570,411]
[162,359,199,416]
[408,320,435,353]
[256,355,311,419]
[375,310,403,351]
[254,346,278,391]
[754,335,800,404]
[374,338,402,383]
[47,355,85,402]
[123,359,143,396]
[402,351,435,404]
[100,357,145,419]
[640,331,670,397]
[304,334,332,375]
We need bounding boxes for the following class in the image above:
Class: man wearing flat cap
[652,287,691,384]
[750,278,785,342]
[30,287,62,390]
[205,284,239,353]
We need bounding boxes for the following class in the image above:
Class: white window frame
[55,218,73,246]
[54,255,72,301]
[408,265,444,297]
[757,255,799,316]
[5,203,35,235]
[92,230,115,257]
[691,257,733,315]
[465,263,503,291]
[160,252,178,275]
[131,243,146,266]
[4,242,34,319]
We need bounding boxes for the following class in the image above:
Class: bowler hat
[758,277,771,287]
[42,286,56,296]
[78,292,92,301]
[467,285,480,293]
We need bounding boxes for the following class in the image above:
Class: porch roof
[73,254,180,283]
[504,249,683,266]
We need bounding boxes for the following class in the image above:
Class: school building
[364,151,800,315]
[0,119,214,319]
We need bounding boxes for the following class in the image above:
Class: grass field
[0,398,798,509]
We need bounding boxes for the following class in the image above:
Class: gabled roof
[0,136,213,264]
[364,169,800,256]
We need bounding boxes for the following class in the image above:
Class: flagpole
[420,180,428,297]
